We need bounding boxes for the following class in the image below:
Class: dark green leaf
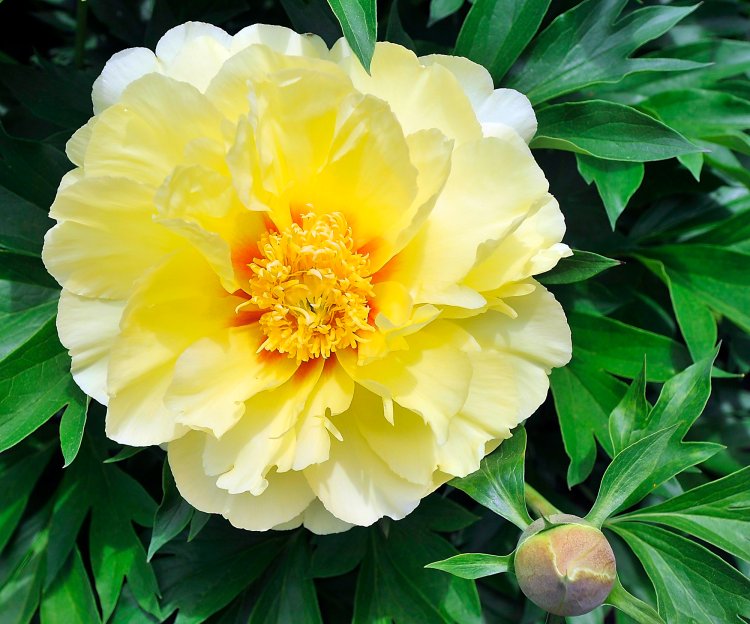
[385,0,414,49]
[451,428,533,529]
[248,534,322,624]
[576,155,644,228]
[278,0,342,46]
[147,462,194,561]
[532,101,700,162]
[155,520,283,623]
[327,0,376,70]
[353,521,482,624]
[425,553,510,580]
[568,311,691,382]
[550,361,625,486]
[0,444,53,554]
[618,466,750,562]
[587,428,675,527]
[428,0,463,27]
[611,523,750,623]
[508,0,699,104]
[0,186,52,257]
[310,527,368,578]
[409,495,479,533]
[538,249,621,285]
[454,0,550,83]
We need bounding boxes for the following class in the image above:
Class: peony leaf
[611,523,750,624]
[59,394,88,468]
[605,577,665,624]
[617,466,750,562]
[147,461,195,562]
[550,361,625,487]
[454,0,550,82]
[428,0,464,27]
[538,249,621,285]
[576,155,644,228]
[568,311,691,382]
[353,521,482,624]
[39,547,100,624]
[248,533,323,624]
[586,427,675,527]
[0,318,85,455]
[451,427,533,529]
[638,257,718,362]
[327,0,377,71]
[608,360,649,456]
[425,553,511,580]
[532,101,701,162]
[0,185,52,258]
[507,0,699,104]
[310,528,368,578]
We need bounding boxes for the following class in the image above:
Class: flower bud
[514,514,616,616]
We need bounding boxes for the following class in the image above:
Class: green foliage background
[0,0,749,622]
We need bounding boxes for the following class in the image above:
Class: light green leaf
[0,294,57,362]
[644,245,750,333]
[576,155,644,228]
[507,0,699,104]
[454,0,550,82]
[327,0,376,71]
[617,466,750,562]
[605,577,664,624]
[451,428,533,529]
[638,257,717,361]
[532,101,700,162]
[59,395,88,468]
[609,361,649,456]
[612,523,750,624]
[550,361,625,486]
[568,311,691,382]
[147,462,194,561]
[40,547,100,624]
[587,428,674,527]
[0,318,85,455]
[538,249,621,285]
[425,553,510,580]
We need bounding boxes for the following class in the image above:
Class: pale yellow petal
[91,47,159,114]
[106,250,240,445]
[56,290,124,405]
[338,321,475,442]
[43,177,183,299]
[386,135,548,305]
[304,395,430,526]
[334,41,481,145]
[230,24,328,57]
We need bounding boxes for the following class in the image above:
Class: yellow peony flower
[42,22,572,533]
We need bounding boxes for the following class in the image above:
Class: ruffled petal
[56,290,124,405]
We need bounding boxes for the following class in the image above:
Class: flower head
[43,22,572,533]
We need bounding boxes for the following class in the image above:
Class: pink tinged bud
[514,514,616,617]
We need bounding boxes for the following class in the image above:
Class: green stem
[74,0,88,69]
[605,576,665,624]
[524,483,561,518]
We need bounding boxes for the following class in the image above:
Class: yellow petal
[43,177,183,299]
[334,41,481,145]
[106,250,240,445]
[166,324,299,438]
[169,431,315,531]
[56,290,124,405]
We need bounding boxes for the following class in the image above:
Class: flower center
[247,212,375,362]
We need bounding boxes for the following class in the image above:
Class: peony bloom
[43,22,572,533]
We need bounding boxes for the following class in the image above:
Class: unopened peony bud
[514,514,616,616]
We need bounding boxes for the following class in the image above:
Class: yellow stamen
[247,212,375,362]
